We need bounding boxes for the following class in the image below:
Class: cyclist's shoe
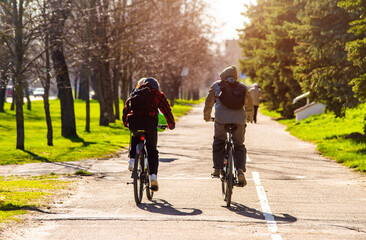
[237,169,247,187]
[128,159,134,171]
[151,174,159,192]
[211,169,221,178]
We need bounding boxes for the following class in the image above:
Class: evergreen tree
[339,0,366,133]
[290,0,358,117]
[239,0,301,117]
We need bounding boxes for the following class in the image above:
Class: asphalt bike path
[1,104,366,239]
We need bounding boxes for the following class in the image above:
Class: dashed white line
[252,171,282,240]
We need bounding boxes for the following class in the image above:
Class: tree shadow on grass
[65,136,96,147]
[0,203,55,214]
[325,132,366,143]
[138,199,202,216]
[22,150,50,162]
[227,202,297,223]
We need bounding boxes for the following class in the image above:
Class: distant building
[224,39,241,69]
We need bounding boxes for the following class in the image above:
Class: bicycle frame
[133,130,153,204]
[130,125,167,204]
[221,124,238,207]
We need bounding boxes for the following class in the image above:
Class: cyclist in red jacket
[122,77,175,191]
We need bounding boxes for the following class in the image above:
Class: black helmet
[144,77,160,91]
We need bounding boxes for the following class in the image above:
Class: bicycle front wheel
[133,144,144,204]
[225,150,234,207]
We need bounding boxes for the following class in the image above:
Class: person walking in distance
[123,77,175,191]
[249,83,263,123]
[203,66,253,186]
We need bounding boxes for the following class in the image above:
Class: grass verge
[261,103,366,173]
[0,174,71,223]
[0,98,196,165]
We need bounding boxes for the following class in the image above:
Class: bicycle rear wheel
[145,160,154,200]
[133,144,144,204]
[222,161,227,201]
[225,150,234,207]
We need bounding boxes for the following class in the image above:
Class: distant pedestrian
[249,83,263,123]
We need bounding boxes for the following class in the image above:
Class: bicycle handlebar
[158,124,168,130]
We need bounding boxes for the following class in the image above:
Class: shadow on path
[227,202,297,223]
[159,158,178,163]
[138,199,202,216]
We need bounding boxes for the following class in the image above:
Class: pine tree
[339,0,366,133]
[290,0,359,117]
[239,0,301,117]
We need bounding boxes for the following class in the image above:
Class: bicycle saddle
[224,124,237,132]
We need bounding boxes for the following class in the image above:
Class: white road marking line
[247,153,252,162]
[252,171,283,240]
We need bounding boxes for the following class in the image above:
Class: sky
[204,0,257,41]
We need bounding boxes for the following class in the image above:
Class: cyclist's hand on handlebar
[246,116,253,123]
[204,116,214,122]
[169,124,175,130]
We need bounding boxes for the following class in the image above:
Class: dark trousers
[253,105,259,123]
[128,116,159,175]
[212,122,247,172]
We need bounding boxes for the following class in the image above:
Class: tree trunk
[96,0,114,126]
[24,81,31,110]
[43,26,53,146]
[51,48,77,137]
[85,65,90,132]
[121,66,128,101]
[0,75,7,112]
[49,0,77,138]
[43,95,53,146]
[0,88,5,112]
[74,76,78,100]
[11,89,15,111]
[13,0,25,150]
[97,59,115,126]
[15,82,24,150]
[113,65,120,120]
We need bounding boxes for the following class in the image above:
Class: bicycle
[221,123,239,207]
[130,125,167,204]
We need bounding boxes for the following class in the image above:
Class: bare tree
[49,0,77,138]
[0,0,27,149]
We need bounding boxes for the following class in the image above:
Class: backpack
[218,81,246,110]
[130,86,152,112]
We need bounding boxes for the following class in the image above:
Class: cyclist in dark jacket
[203,66,253,187]
[122,77,175,191]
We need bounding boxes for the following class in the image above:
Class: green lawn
[262,103,366,173]
[0,174,71,223]
[0,98,195,165]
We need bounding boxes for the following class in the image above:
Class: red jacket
[122,86,175,129]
